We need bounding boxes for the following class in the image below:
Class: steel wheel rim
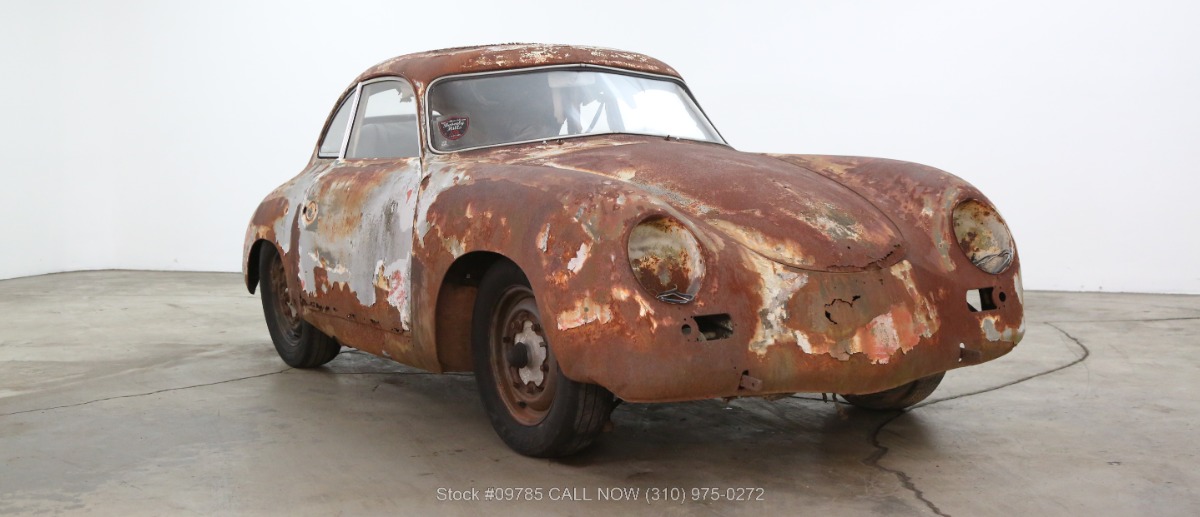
[489,286,556,426]
[270,256,302,343]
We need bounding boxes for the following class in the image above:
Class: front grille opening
[966,287,998,312]
[693,314,734,341]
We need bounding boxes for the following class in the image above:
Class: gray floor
[0,271,1197,516]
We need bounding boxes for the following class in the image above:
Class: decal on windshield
[438,117,469,141]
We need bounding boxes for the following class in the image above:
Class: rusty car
[243,44,1024,457]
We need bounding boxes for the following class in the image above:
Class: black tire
[840,372,944,410]
[258,245,340,368]
[472,261,615,457]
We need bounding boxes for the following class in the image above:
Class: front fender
[767,154,1017,277]
[410,160,701,380]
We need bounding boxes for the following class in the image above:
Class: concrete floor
[0,271,1197,516]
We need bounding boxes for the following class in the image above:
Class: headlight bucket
[627,216,705,304]
[952,199,1015,274]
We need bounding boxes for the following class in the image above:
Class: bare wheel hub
[513,321,547,386]
[491,287,556,426]
[270,257,302,342]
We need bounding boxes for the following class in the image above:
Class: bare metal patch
[556,295,614,330]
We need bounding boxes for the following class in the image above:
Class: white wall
[2,0,1197,293]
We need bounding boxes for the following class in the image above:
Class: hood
[507,138,905,271]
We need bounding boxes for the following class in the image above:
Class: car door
[295,77,424,345]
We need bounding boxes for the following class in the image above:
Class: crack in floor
[0,365,476,419]
[861,322,1092,516]
[1028,316,1199,324]
[864,416,948,516]
[0,368,293,418]
[0,293,254,299]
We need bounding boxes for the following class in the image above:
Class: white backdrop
[2,0,1197,293]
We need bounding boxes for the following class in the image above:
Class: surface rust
[243,44,1024,402]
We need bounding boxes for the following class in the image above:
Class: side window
[318,94,354,158]
[346,79,421,159]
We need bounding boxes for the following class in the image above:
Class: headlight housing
[952,199,1015,274]
[627,216,705,304]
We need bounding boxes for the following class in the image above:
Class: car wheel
[840,372,945,410]
[472,261,615,457]
[258,245,341,368]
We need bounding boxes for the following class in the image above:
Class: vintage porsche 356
[243,44,1024,457]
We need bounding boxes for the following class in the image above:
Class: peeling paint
[556,295,614,330]
[982,315,1024,343]
[291,161,423,332]
[444,236,465,258]
[611,286,655,322]
[566,243,591,273]
[794,331,813,354]
[889,261,939,339]
[747,253,809,356]
[536,223,550,252]
[920,197,935,219]
[416,166,470,242]
[982,317,1003,342]
[849,308,921,365]
[933,186,963,272]
[1014,271,1025,305]
[710,219,814,270]
[864,313,902,363]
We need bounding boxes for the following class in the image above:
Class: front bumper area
[549,256,1024,403]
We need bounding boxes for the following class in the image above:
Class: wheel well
[245,239,273,294]
[435,251,513,372]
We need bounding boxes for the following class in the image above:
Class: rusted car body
[243,44,1023,456]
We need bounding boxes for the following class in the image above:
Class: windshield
[426,68,723,151]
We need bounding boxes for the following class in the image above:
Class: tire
[840,372,945,410]
[471,261,615,457]
[258,245,341,368]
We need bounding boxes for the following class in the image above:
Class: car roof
[354,43,681,93]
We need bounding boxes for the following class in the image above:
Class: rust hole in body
[693,314,734,341]
[966,287,998,312]
[823,295,861,325]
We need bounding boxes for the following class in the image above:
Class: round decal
[438,116,469,140]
